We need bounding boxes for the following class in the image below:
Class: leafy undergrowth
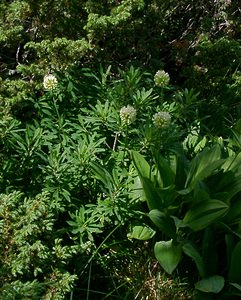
[74,241,193,300]
[1,65,241,299]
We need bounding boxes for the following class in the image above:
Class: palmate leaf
[183,199,229,231]
[154,240,182,274]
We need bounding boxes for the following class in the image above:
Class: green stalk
[79,223,122,277]
[52,91,63,144]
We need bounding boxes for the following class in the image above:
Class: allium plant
[152,111,171,129]
[43,74,58,90]
[154,70,170,87]
[120,105,137,125]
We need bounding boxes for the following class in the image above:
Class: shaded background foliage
[1,0,240,71]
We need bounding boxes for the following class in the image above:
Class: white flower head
[120,105,137,125]
[152,111,171,128]
[154,70,170,87]
[43,74,58,90]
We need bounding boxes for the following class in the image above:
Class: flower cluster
[43,74,58,90]
[154,70,170,87]
[152,111,171,129]
[120,105,137,125]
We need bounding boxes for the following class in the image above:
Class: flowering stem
[52,92,62,144]
[122,125,129,164]
[161,87,164,100]
[112,132,120,151]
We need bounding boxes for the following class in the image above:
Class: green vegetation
[1,1,241,299]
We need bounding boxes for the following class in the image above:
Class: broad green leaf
[190,159,224,189]
[154,240,182,274]
[230,130,241,151]
[128,225,156,240]
[174,151,188,190]
[211,192,229,203]
[182,241,206,278]
[205,170,235,195]
[140,176,163,210]
[172,216,186,230]
[131,176,146,202]
[151,184,178,207]
[178,188,191,195]
[131,150,151,179]
[229,240,241,284]
[183,200,229,231]
[185,145,223,189]
[149,209,176,238]
[131,150,163,209]
[194,136,208,153]
[224,185,241,222]
[225,174,241,200]
[193,182,210,204]
[154,152,175,187]
[195,275,225,293]
[222,152,241,172]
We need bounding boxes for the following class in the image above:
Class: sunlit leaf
[128,225,156,240]
[185,145,223,189]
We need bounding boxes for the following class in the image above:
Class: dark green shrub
[0,191,78,299]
